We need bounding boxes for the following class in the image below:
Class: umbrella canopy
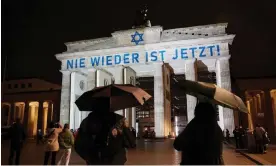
[75,84,152,112]
[178,80,248,113]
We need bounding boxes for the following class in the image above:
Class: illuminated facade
[1,78,61,137]
[56,23,235,138]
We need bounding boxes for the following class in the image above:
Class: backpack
[74,112,124,163]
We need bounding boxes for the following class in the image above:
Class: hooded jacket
[59,129,74,149]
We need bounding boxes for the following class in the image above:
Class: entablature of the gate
[57,35,234,60]
[56,34,234,72]
[60,55,230,78]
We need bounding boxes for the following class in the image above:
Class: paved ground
[240,145,276,165]
[227,139,276,164]
[257,145,276,164]
[1,139,255,165]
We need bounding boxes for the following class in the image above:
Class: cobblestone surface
[1,139,255,165]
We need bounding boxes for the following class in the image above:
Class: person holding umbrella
[174,102,224,165]
[75,111,136,165]
[74,84,148,165]
[173,79,249,165]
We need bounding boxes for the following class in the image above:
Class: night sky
[2,0,276,84]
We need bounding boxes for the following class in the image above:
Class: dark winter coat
[99,123,136,165]
[9,123,25,150]
[173,102,224,165]
[77,112,136,165]
[174,118,224,165]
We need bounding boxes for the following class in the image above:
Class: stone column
[253,96,259,124]
[113,66,124,116]
[185,59,197,123]
[37,101,44,131]
[122,67,137,128]
[216,57,235,136]
[10,103,15,123]
[154,63,165,138]
[82,69,96,118]
[60,70,71,126]
[23,101,29,133]
[87,69,96,90]
[250,97,257,125]
[53,100,60,122]
[20,103,25,124]
[48,102,53,125]
[264,90,276,143]
[246,100,254,130]
[131,108,136,129]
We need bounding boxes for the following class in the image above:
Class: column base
[143,137,167,142]
[153,136,168,140]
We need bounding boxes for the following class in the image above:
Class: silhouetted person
[37,129,43,145]
[233,126,240,149]
[130,127,136,138]
[105,119,136,165]
[9,118,25,165]
[254,124,265,154]
[263,129,270,153]
[239,126,245,149]
[174,102,224,165]
[75,111,136,165]
[225,129,230,142]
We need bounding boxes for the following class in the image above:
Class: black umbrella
[75,84,152,112]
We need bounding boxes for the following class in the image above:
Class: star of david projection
[131,31,144,45]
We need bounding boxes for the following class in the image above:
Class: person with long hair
[43,122,62,165]
[174,102,224,165]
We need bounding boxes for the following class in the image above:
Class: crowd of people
[7,102,272,165]
[233,126,247,149]
[8,113,136,165]
[232,124,270,154]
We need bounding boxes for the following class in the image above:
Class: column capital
[185,59,196,64]
[216,55,231,61]
[115,65,125,69]
[87,68,96,72]
[153,62,163,76]
[60,70,71,75]
[153,62,164,66]
[184,60,196,77]
[215,56,230,73]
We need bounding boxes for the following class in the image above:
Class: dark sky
[2,0,276,84]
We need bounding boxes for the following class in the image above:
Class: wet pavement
[239,145,276,164]
[1,139,255,165]
[226,139,276,164]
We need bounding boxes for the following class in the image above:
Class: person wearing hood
[57,123,74,165]
[173,102,224,165]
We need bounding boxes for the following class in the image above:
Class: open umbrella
[75,84,152,112]
[178,80,248,113]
